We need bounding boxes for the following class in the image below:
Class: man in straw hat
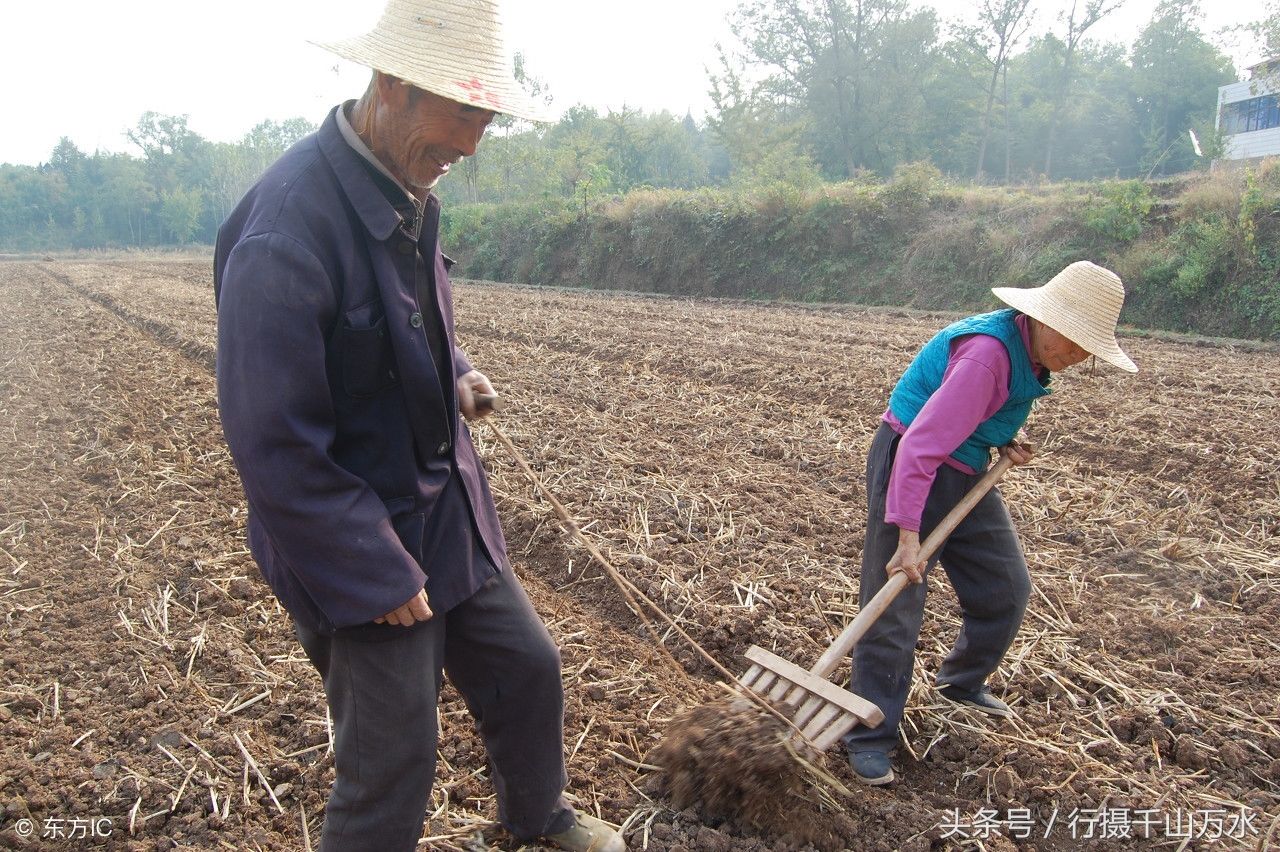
[844,261,1138,786]
[213,2,625,850]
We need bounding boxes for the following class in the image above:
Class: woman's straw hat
[992,261,1138,372]
[311,0,552,123]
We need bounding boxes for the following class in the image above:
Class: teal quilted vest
[887,309,1050,470]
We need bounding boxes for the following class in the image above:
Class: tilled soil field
[0,258,1277,851]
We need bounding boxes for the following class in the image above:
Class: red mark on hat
[457,78,503,110]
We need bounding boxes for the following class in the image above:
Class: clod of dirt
[1174,734,1208,769]
[991,765,1023,799]
[1218,741,1248,769]
[651,695,810,837]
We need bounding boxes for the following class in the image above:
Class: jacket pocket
[340,308,399,398]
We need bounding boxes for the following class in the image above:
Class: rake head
[739,645,885,752]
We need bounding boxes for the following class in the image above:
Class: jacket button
[399,241,415,255]
[437,440,451,456]
[409,312,423,328]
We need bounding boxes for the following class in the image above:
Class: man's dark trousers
[296,568,575,851]
[844,422,1031,755]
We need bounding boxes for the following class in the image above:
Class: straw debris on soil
[1,258,1277,851]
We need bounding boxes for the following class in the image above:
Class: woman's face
[1032,320,1090,372]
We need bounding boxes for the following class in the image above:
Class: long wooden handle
[486,416,813,736]
[483,418,747,683]
[809,453,1016,680]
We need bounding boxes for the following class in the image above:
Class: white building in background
[1215,59,1280,165]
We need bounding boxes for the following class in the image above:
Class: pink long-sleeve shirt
[882,314,1041,531]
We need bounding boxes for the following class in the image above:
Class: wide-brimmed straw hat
[311,0,552,123]
[992,261,1138,372]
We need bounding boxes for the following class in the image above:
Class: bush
[1238,168,1280,258]
[1176,171,1245,220]
[880,161,951,225]
[1083,180,1153,243]
[1168,217,1234,298]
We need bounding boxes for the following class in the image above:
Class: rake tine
[811,714,857,752]
[801,703,845,742]
[792,693,826,728]
[753,672,777,693]
[782,683,808,706]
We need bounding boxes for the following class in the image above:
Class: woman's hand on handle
[999,432,1035,466]
[887,528,927,584]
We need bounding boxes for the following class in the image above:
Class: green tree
[998,35,1136,180]
[1130,0,1235,176]
[1246,2,1280,94]
[707,51,824,186]
[843,9,941,173]
[0,164,67,249]
[960,0,1035,181]
[1251,1,1280,58]
[923,37,988,176]
[635,112,707,189]
[545,106,615,200]
[95,153,154,245]
[240,118,316,180]
[49,137,88,184]
[453,51,553,204]
[47,137,89,237]
[126,113,212,243]
[159,186,203,244]
[204,142,252,230]
[574,162,615,211]
[127,112,206,193]
[1042,0,1126,179]
[722,0,938,178]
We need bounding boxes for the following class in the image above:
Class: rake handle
[809,453,1015,680]
[482,415,746,686]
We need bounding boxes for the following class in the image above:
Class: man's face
[373,78,496,193]
[1032,321,1090,372]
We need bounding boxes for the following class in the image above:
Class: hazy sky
[2,0,1266,166]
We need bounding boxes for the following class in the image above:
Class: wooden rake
[739,454,1015,753]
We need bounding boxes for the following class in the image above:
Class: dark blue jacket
[214,106,509,634]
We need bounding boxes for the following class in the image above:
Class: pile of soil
[651,697,812,840]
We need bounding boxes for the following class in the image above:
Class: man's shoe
[938,684,1014,718]
[850,750,895,786]
[543,812,626,852]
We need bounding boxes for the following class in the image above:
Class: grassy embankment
[441,161,1280,341]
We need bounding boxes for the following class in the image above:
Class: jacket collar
[317,105,404,243]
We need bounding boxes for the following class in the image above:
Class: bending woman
[845,261,1137,786]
